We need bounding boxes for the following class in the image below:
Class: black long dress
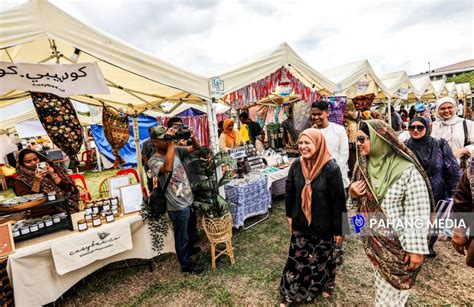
[280,159,347,303]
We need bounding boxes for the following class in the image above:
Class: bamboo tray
[0,198,47,214]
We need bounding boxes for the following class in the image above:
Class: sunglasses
[356,136,369,144]
[408,125,425,131]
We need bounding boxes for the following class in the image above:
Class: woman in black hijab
[405,117,462,257]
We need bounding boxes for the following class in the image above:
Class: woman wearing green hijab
[349,119,433,306]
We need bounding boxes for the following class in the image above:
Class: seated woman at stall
[14,149,80,213]
[219,119,241,151]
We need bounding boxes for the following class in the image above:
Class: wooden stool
[202,213,235,270]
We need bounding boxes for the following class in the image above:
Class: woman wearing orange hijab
[218,119,241,151]
[279,128,347,304]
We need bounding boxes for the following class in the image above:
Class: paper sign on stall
[356,81,370,94]
[109,175,131,202]
[0,61,109,98]
[51,218,132,275]
[229,146,247,159]
[394,88,409,100]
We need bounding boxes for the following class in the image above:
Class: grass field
[2,171,473,305]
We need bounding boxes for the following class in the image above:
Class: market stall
[208,42,334,227]
[0,1,211,304]
[409,75,437,100]
[6,213,174,306]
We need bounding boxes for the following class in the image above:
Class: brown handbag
[466,238,474,267]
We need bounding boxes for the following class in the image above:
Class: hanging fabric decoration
[102,105,129,168]
[327,96,347,126]
[156,114,212,146]
[30,92,83,168]
[223,66,321,110]
[352,93,376,111]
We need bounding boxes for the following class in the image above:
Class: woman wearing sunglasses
[405,117,461,257]
[349,119,433,306]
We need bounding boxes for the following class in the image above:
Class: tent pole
[388,97,392,128]
[132,112,145,190]
[207,99,220,153]
[206,99,225,196]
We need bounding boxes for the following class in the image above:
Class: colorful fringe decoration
[223,66,321,109]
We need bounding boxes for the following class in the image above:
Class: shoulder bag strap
[463,119,469,147]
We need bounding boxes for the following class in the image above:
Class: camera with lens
[165,124,191,140]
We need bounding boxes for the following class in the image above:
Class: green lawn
[2,170,473,305]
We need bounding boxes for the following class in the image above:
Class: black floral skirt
[279,231,336,303]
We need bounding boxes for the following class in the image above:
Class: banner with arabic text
[0,61,109,97]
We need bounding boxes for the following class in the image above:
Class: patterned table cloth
[225,174,272,228]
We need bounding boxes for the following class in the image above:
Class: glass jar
[47,191,57,201]
[84,213,93,221]
[29,223,39,232]
[52,214,61,224]
[20,225,30,235]
[105,211,115,223]
[92,216,102,227]
[77,219,88,232]
[43,217,53,227]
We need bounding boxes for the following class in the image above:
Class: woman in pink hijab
[279,128,347,304]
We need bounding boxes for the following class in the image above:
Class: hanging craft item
[102,105,129,168]
[278,71,292,97]
[293,100,311,132]
[352,93,375,111]
[327,96,347,126]
[30,92,83,168]
[223,66,320,110]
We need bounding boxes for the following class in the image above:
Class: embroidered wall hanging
[102,106,129,168]
[352,93,375,111]
[31,92,83,168]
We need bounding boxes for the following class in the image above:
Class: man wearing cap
[147,125,203,274]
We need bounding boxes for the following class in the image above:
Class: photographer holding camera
[147,124,203,274]
[14,149,80,213]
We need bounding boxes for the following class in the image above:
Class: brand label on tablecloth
[0,61,109,97]
[51,218,132,275]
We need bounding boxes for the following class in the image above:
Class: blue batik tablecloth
[225,174,272,228]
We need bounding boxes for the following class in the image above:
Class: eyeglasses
[408,125,425,132]
[356,136,369,144]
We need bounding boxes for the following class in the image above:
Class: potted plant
[190,147,236,269]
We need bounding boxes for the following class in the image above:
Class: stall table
[225,174,271,229]
[6,213,174,307]
[257,166,290,197]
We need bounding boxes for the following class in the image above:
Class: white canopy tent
[376,71,416,100]
[409,75,437,100]
[445,82,457,98]
[0,0,220,183]
[322,60,390,98]
[455,83,471,98]
[212,42,336,99]
[431,79,447,98]
[0,0,210,114]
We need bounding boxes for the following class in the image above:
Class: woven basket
[202,213,233,243]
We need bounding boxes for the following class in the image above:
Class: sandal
[322,288,333,299]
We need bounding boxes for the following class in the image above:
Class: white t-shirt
[317,122,350,188]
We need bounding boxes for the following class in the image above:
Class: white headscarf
[432,96,471,153]
[435,96,462,126]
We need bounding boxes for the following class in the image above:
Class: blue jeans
[168,207,191,269]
